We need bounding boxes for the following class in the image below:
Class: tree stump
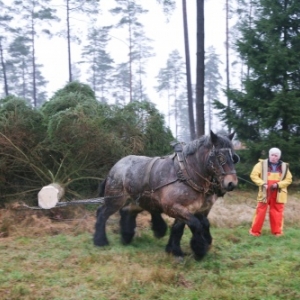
[38,183,65,209]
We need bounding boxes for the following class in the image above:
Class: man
[249,147,292,237]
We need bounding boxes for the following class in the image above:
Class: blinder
[233,153,240,164]
[209,147,239,176]
[215,148,240,165]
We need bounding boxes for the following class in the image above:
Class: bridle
[207,146,239,176]
[175,144,239,194]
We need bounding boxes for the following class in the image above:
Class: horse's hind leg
[151,212,167,238]
[165,219,185,257]
[93,200,122,247]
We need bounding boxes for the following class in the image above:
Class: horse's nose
[226,181,236,191]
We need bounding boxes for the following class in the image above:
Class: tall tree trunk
[182,0,196,141]
[129,21,133,102]
[22,59,26,99]
[225,0,230,101]
[31,16,37,107]
[195,0,205,137]
[67,0,72,82]
[225,0,230,132]
[0,39,9,96]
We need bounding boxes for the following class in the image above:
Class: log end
[38,184,63,209]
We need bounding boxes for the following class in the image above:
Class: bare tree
[182,0,196,140]
[195,0,205,137]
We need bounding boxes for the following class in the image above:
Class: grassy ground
[1,190,300,300]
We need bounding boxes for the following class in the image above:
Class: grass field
[1,190,300,300]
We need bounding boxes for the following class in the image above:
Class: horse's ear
[227,132,235,141]
[210,130,218,145]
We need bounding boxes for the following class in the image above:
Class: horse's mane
[183,134,233,157]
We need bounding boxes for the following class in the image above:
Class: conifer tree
[111,62,130,105]
[12,0,57,106]
[6,36,48,107]
[205,46,222,133]
[215,0,300,173]
[155,50,185,139]
[131,29,154,102]
[110,0,149,103]
[81,26,114,103]
[0,0,14,97]
[60,0,99,83]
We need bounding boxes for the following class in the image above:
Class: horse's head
[206,130,239,194]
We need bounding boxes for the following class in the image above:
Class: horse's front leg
[187,215,210,260]
[195,213,212,246]
[119,204,144,245]
[165,219,185,257]
[94,201,121,247]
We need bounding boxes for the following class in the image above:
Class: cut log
[38,183,65,209]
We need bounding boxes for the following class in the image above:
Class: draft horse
[94,131,239,259]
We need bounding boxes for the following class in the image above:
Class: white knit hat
[269,147,281,158]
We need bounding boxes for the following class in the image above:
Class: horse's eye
[217,153,226,165]
[233,154,240,164]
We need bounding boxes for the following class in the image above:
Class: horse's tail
[99,178,107,197]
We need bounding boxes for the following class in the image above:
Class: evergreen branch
[64,176,103,187]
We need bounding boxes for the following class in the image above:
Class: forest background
[1,0,300,206]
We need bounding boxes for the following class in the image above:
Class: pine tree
[0,0,14,97]
[6,36,32,105]
[111,62,131,105]
[6,35,48,107]
[110,0,149,103]
[215,0,300,173]
[175,91,190,143]
[131,29,154,102]
[81,26,114,103]
[59,0,99,83]
[205,46,222,133]
[155,50,185,139]
[12,0,57,106]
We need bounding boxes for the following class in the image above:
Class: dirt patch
[0,205,96,238]
[1,192,300,238]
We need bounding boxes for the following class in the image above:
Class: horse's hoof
[193,253,207,261]
[94,242,109,247]
[154,231,166,239]
[93,238,109,247]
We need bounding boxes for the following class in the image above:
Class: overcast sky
[36,0,230,133]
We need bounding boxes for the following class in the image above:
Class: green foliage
[215,0,300,177]
[124,101,174,156]
[0,83,174,206]
[0,96,47,200]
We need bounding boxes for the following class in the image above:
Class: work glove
[270,183,278,191]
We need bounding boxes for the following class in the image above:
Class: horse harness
[143,142,238,195]
[175,143,208,193]
[175,142,238,193]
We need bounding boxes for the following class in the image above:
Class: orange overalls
[250,165,284,236]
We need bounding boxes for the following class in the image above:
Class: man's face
[269,153,280,163]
